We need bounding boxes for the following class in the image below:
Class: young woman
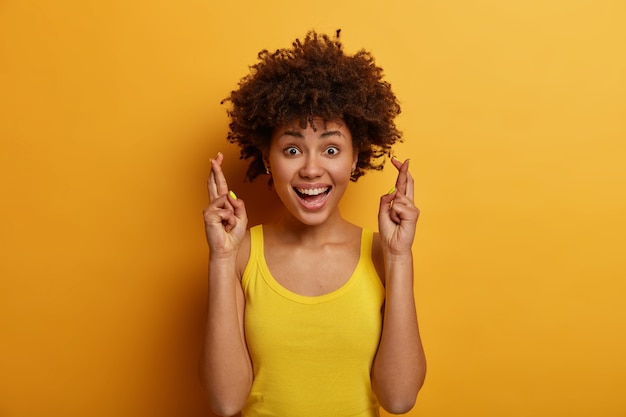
[201,31,426,417]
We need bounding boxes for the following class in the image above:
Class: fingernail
[229,190,237,200]
[391,155,398,160]
[217,151,223,158]
[387,186,396,195]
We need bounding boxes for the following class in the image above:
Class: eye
[324,146,340,156]
[284,146,301,156]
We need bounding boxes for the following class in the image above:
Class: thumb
[228,191,248,223]
[379,188,396,217]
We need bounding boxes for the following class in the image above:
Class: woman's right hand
[203,152,248,258]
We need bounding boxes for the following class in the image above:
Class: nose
[299,154,324,178]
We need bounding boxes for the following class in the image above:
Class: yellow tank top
[241,225,385,417]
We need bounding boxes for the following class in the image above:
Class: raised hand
[203,152,248,258]
[378,157,420,256]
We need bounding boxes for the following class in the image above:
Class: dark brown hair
[222,30,402,182]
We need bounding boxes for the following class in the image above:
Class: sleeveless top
[241,225,385,417]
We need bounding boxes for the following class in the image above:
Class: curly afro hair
[222,30,402,182]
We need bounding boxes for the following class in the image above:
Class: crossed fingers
[391,157,414,201]
[208,152,229,202]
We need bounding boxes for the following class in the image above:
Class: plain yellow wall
[1,1,625,416]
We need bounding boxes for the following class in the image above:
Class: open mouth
[294,186,331,205]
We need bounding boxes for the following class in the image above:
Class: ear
[262,151,271,174]
[352,150,358,172]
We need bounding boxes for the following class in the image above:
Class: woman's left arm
[372,157,426,414]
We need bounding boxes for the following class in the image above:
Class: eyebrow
[280,130,344,139]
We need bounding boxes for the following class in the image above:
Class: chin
[290,210,333,227]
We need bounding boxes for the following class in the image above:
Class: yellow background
[1,1,625,416]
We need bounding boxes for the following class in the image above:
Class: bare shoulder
[235,228,252,281]
[371,232,386,286]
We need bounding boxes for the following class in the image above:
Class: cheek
[269,161,293,179]
[331,162,354,181]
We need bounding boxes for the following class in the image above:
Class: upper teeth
[296,187,328,196]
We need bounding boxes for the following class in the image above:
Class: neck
[271,209,352,245]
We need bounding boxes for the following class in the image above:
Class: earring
[265,166,271,175]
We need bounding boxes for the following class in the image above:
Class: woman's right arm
[199,153,252,416]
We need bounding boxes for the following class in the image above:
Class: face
[266,118,358,226]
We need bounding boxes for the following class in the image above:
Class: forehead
[273,117,351,137]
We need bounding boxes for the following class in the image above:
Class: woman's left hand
[378,157,420,256]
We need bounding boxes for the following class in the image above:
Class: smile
[294,186,331,208]
[295,187,330,196]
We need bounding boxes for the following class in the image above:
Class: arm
[371,157,426,414]
[199,153,252,416]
